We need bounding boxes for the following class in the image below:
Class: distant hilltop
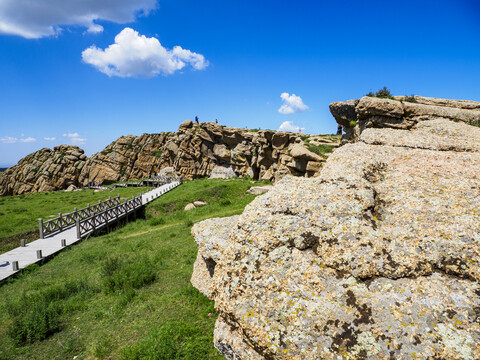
[0,121,339,196]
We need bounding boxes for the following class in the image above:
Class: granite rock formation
[0,145,86,196]
[1,121,338,196]
[330,95,480,143]
[191,96,480,359]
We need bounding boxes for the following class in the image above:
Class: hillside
[0,178,265,359]
[0,122,339,196]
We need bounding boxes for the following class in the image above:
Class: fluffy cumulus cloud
[20,137,36,143]
[82,28,208,78]
[0,0,157,39]
[278,92,309,115]
[278,121,305,133]
[63,132,86,144]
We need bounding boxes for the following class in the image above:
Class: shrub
[6,280,91,345]
[403,94,417,103]
[102,256,157,293]
[365,87,394,100]
[375,86,393,99]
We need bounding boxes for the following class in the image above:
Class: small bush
[102,256,157,293]
[375,86,393,99]
[7,299,61,345]
[6,280,91,345]
[403,94,417,103]
[366,87,394,100]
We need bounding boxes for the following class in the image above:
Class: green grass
[306,143,335,158]
[0,187,151,253]
[0,178,263,359]
[301,136,337,158]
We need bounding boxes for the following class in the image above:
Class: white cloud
[1,136,17,143]
[63,132,79,138]
[278,92,309,115]
[20,137,36,143]
[278,121,305,133]
[0,0,157,39]
[82,27,209,78]
[63,132,86,145]
[44,137,56,141]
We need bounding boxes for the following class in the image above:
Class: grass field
[0,187,152,254]
[0,178,266,359]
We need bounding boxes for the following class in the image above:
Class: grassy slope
[0,187,151,253]
[0,178,265,359]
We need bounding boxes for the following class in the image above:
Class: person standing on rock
[195,116,199,124]
[337,124,343,135]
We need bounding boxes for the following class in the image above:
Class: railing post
[39,218,44,239]
[12,261,19,271]
[74,208,77,220]
[59,213,63,231]
[36,250,43,259]
[76,218,81,239]
[61,239,66,247]
[20,239,26,247]
[87,203,91,216]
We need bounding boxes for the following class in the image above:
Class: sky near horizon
[1,0,480,167]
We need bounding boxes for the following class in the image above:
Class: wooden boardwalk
[0,181,181,283]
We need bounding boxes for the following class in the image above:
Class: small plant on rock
[375,86,394,99]
[403,94,417,103]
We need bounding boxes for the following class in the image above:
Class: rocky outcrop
[331,95,480,143]
[1,122,338,195]
[78,122,333,185]
[0,145,86,196]
[191,99,480,359]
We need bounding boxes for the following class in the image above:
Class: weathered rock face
[78,133,171,185]
[191,104,480,358]
[331,95,480,143]
[1,122,338,195]
[0,145,87,196]
[78,122,333,185]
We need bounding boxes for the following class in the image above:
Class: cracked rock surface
[191,111,480,359]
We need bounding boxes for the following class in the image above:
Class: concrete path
[0,181,181,282]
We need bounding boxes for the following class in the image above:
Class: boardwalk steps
[0,181,181,283]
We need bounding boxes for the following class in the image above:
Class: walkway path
[0,181,181,282]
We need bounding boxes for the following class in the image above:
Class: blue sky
[1,0,480,167]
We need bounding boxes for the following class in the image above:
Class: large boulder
[332,95,480,143]
[209,165,236,179]
[191,117,480,359]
